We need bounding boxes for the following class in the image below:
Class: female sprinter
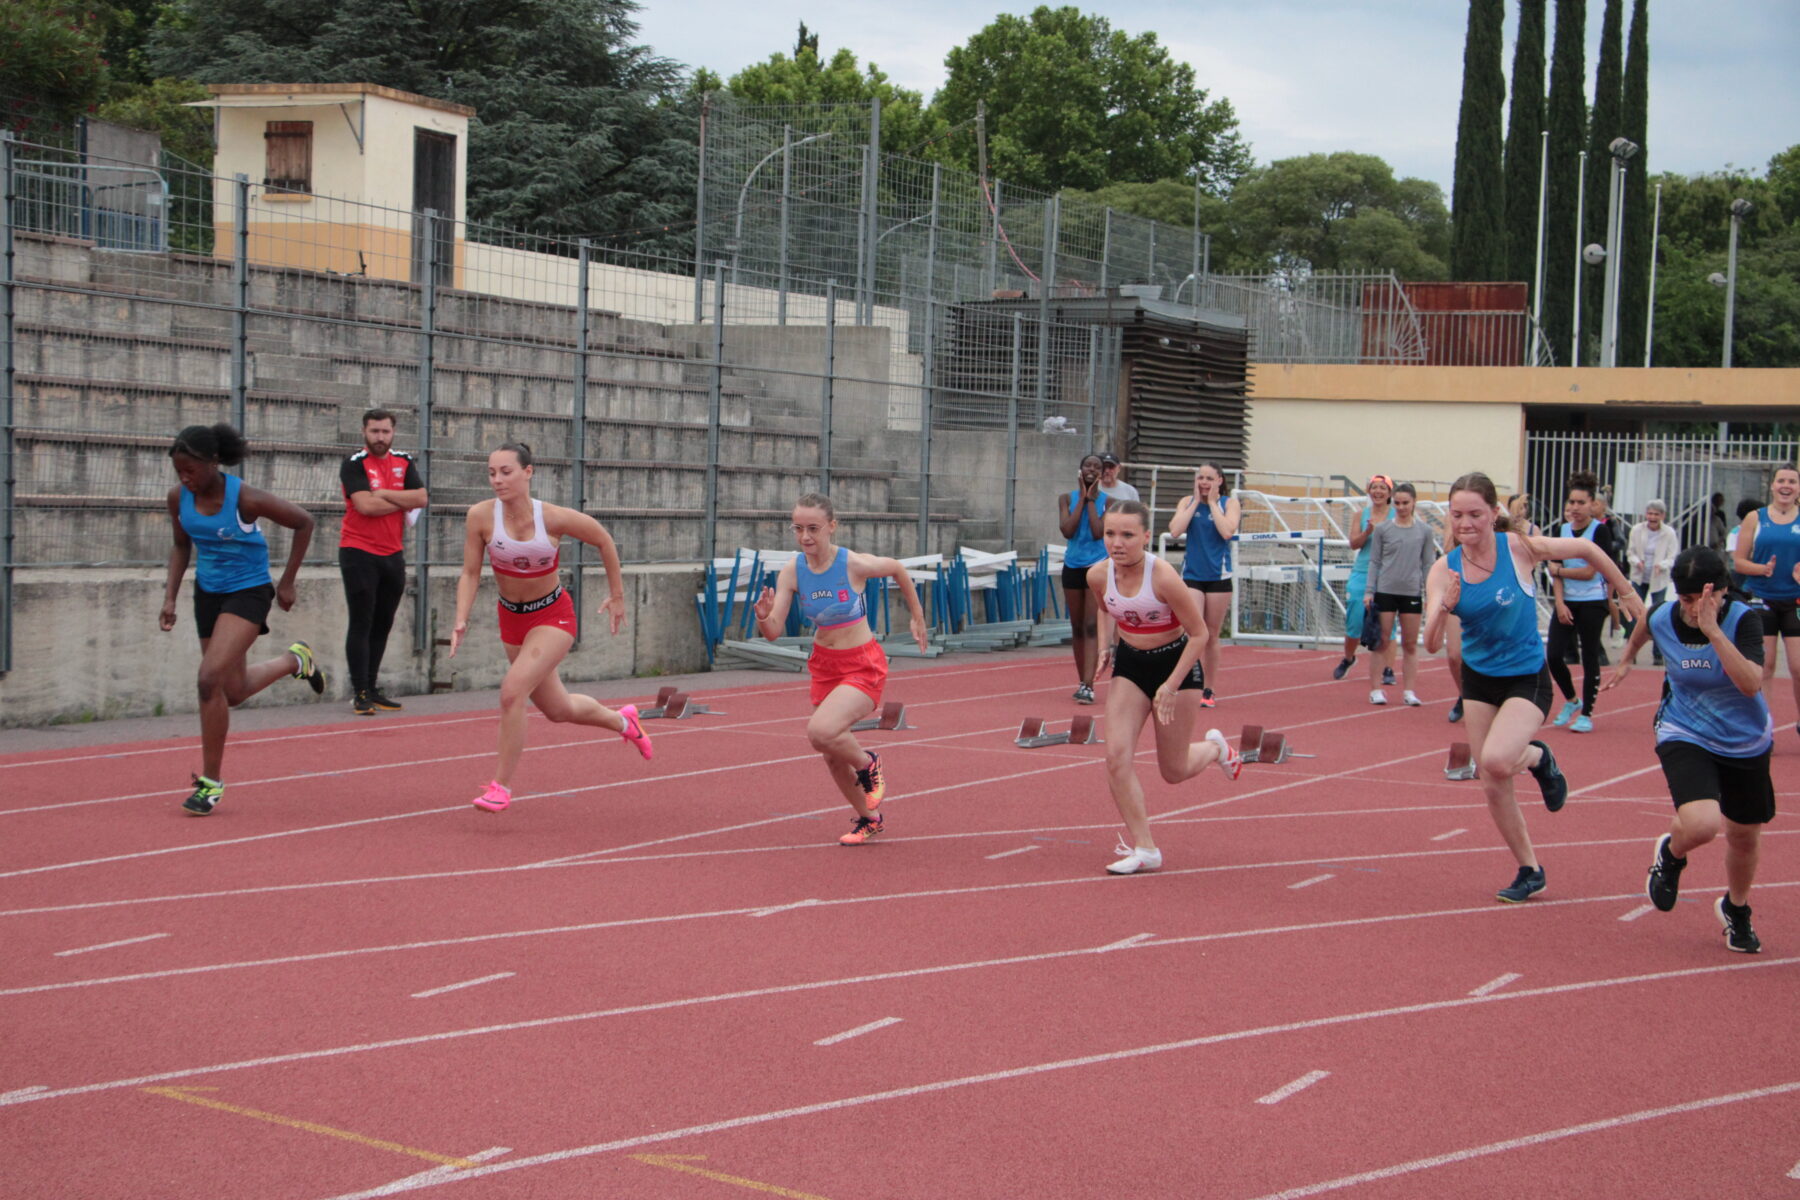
[1059,453,1108,704]
[1732,464,1800,732]
[1167,462,1240,707]
[1546,471,1617,732]
[1604,548,1772,953]
[753,493,928,846]
[449,441,651,814]
[1425,471,1642,902]
[159,423,325,815]
[1332,475,1395,684]
[1364,482,1438,707]
[1092,500,1242,875]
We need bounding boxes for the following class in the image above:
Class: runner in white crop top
[1103,552,1180,634]
[484,497,561,580]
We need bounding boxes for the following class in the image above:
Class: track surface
[3,645,1796,1199]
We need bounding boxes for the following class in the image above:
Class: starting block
[1444,742,1478,780]
[1240,727,1313,765]
[852,701,915,732]
[1015,714,1102,749]
[1237,725,1265,763]
[639,686,723,720]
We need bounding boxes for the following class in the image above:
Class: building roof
[202,83,474,118]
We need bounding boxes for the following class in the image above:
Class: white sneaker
[1370,689,1387,706]
[1205,728,1243,780]
[1403,690,1422,707]
[1106,836,1163,875]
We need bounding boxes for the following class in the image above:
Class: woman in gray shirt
[1365,482,1440,707]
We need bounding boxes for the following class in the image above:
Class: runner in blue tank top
[1605,547,1774,953]
[1731,464,1800,736]
[1058,454,1108,705]
[1167,462,1240,708]
[1425,471,1642,903]
[755,493,928,846]
[1332,475,1396,684]
[159,423,325,815]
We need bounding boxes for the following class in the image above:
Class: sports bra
[1105,554,1180,635]
[486,499,560,580]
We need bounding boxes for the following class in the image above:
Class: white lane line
[1618,904,1656,922]
[1789,1158,1800,1180]
[410,973,514,999]
[367,1148,514,1193]
[1245,1079,1800,1200]
[1288,875,1334,890]
[814,1017,902,1047]
[53,933,169,957]
[1468,973,1521,997]
[1256,1070,1330,1105]
[0,1086,48,1101]
[304,958,1800,1200]
[1096,933,1155,953]
[748,899,820,918]
[1430,828,1468,842]
[984,845,1042,860]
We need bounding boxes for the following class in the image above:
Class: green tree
[1503,0,1547,297]
[1581,0,1623,357]
[1617,0,1650,364]
[933,6,1250,195]
[724,44,946,160]
[0,2,107,124]
[1060,178,1235,278]
[1541,0,1586,361]
[1222,152,1449,281]
[1451,0,1508,280]
[147,0,698,250]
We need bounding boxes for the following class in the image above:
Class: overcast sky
[634,0,1798,194]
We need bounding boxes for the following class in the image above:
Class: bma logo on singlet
[1679,658,1711,669]
[808,588,835,600]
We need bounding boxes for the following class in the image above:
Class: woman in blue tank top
[159,423,323,816]
[1058,454,1108,705]
[1424,471,1642,904]
[1604,547,1774,953]
[1731,464,1800,734]
[754,492,929,846]
[1332,475,1395,683]
[1166,462,1240,708]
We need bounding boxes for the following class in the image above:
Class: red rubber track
[2,646,1796,1199]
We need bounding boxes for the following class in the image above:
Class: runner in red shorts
[449,441,653,813]
[754,493,929,844]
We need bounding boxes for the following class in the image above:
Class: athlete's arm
[239,485,314,612]
[754,560,798,642]
[1704,595,1765,696]
[1731,511,1769,577]
[1528,534,1643,621]
[849,553,930,652]
[548,506,627,635]
[1422,558,1458,654]
[1167,494,1197,537]
[1057,491,1081,539]
[1365,523,1386,599]
[1208,495,1242,540]
[160,487,193,632]
[1347,507,1374,551]
[1151,558,1209,723]
[449,504,488,657]
[1087,562,1115,675]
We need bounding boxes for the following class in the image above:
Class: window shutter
[264,121,313,193]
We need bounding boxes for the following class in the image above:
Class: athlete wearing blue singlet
[1334,476,1395,681]
[1733,466,1800,735]
[1059,454,1108,703]
[160,423,324,815]
[1608,547,1774,953]
[1426,471,1643,903]
[1545,475,1616,731]
[1167,462,1239,707]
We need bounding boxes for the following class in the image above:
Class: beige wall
[1248,396,1523,496]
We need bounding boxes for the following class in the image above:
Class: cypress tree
[1582,0,1624,360]
[1451,0,1509,280]
[1504,0,1548,308]
[1618,0,1650,365]
[1541,0,1586,361]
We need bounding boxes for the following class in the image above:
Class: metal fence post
[1085,326,1098,450]
[705,260,724,563]
[693,94,710,324]
[988,179,1002,294]
[1148,220,1157,285]
[1036,196,1057,423]
[1006,314,1022,550]
[412,209,437,655]
[917,167,940,554]
[1192,179,1202,319]
[571,238,590,641]
[778,125,791,326]
[1100,206,1112,291]
[231,173,249,434]
[1,133,15,674]
[820,280,836,493]
[858,98,881,325]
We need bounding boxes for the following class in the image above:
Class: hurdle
[1444,742,1478,780]
[1015,715,1102,748]
[639,686,723,720]
[852,702,915,732]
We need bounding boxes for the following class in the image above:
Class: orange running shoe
[854,751,885,807]
[618,704,654,760]
[839,811,884,845]
[473,781,511,813]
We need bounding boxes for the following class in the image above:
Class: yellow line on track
[140,1086,477,1168]
[632,1153,833,1198]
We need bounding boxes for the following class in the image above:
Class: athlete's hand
[1439,572,1461,615]
[275,579,297,612]
[1098,644,1115,679]
[1600,659,1632,692]
[599,593,626,636]
[449,621,466,658]
[1693,583,1722,639]
[1153,682,1178,725]
[1791,561,1800,586]
[753,586,775,622]
[1555,601,1574,625]
[1615,587,1647,626]
[909,610,929,653]
[158,599,177,632]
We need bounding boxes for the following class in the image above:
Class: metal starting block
[852,701,915,732]
[639,686,723,720]
[1444,742,1478,780]
[1015,714,1102,748]
[1242,727,1312,765]
[1238,725,1266,763]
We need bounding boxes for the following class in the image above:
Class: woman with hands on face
[1059,453,1108,705]
[1732,465,1800,730]
[1167,462,1240,708]
[1333,475,1396,685]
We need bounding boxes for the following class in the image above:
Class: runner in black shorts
[1058,454,1108,704]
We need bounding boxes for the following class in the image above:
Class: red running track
[2,645,1797,1199]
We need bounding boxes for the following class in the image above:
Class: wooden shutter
[264,121,313,193]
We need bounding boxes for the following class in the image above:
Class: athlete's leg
[1576,601,1608,714]
[1201,591,1230,692]
[365,551,407,691]
[1545,616,1577,702]
[493,626,575,788]
[1066,585,1096,688]
[1150,688,1223,784]
[809,684,879,816]
[339,547,377,693]
[1464,696,1547,868]
[1667,797,1722,859]
[1369,610,1394,688]
[194,614,274,779]
[1398,611,1422,692]
[1103,676,1158,850]
[1722,817,1761,907]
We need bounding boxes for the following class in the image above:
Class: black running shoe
[1496,864,1546,903]
[1528,739,1567,812]
[1716,895,1760,953]
[1382,666,1396,686]
[368,689,403,711]
[1646,834,1685,912]
[1332,657,1353,680]
[289,641,326,695]
[1447,698,1464,724]
[352,690,376,717]
[182,774,223,815]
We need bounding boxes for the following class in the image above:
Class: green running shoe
[182,775,223,815]
[289,641,326,695]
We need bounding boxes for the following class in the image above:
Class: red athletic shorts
[497,587,578,645]
[808,639,888,707]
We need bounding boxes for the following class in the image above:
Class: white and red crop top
[486,499,561,579]
[1104,554,1180,635]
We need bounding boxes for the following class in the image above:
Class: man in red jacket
[339,408,429,714]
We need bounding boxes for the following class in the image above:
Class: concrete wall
[0,564,705,726]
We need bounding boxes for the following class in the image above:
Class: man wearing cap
[1098,453,1140,502]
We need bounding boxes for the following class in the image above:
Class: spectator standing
[339,408,428,715]
[1626,499,1680,665]
[1097,452,1140,503]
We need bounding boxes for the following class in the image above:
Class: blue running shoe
[1552,699,1580,727]
[1571,713,1593,733]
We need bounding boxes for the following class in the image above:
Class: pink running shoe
[473,781,512,813]
[618,704,654,760]
[1205,728,1243,781]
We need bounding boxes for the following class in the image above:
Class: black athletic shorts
[1656,739,1776,825]
[1460,663,1553,716]
[1184,578,1233,595]
[1373,591,1423,614]
[1113,635,1205,700]
[194,583,274,639]
[1063,564,1100,591]
[1753,597,1800,638]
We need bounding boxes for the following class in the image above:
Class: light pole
[731,130,832,287]
[1571,149,1587,365]
[1643,182,1661,367]
[1719,198,1754,368]
[1600,136,1637,368]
